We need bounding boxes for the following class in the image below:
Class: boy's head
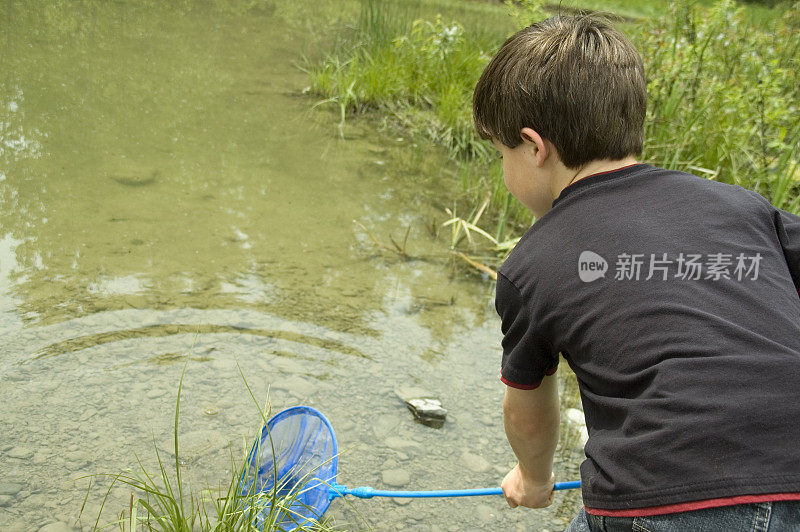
[473,14,646,169]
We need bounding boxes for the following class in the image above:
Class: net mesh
[240,406,338,531]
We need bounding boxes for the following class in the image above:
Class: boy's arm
[501,373,560,508]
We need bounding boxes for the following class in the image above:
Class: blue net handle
[329,480,581,499]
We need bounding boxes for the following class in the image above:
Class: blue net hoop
[239,406,338,531]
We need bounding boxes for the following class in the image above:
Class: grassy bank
[301,0,800,266]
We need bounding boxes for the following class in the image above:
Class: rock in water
[0,482,22,496]
[394,387,447,428]
[6,447,33,460]
[405,398,447,428]
[39,523,76,532]
[460,451,490,473]
[382,469,410,487]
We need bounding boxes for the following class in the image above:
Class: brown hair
[472,15,646,168]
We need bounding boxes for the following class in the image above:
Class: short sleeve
[495,271,559,389]
[774,208,800,295]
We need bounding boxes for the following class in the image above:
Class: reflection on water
[0,0,583,530]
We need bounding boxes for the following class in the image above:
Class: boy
[472,14,800,531]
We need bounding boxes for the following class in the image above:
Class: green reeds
[303,0,799,258]
[302,0,494,156]
[640,0,800,212]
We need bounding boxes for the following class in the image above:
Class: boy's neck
[550,156,639,205]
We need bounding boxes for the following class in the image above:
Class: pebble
[0,482,23,496]
[394,387,447,428]
[404,398,447,428]
[6,447,33,460]
[382,469,410,487]
[210,357,236,371]
[271,375,318,397]
[146,388,167,399]
[371,415,397,438]
[382,458,399,470]
[38,522,76,532]
[337,420,355,432]
[271,358,305,374]
[158,429,232,461]
[565,408,585,425]
[478,414,495,427]
[565,408,589,445]
[384,437,419,450]
[461,451,491,473]
[476,503,495,521]
[392,497,411,506]
[0,495,13,506]
[79,408,98,422]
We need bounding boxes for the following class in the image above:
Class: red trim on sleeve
[796,286,800,298]
[500,364,558,390]
[585,492,800,517]
[500,375,541,390]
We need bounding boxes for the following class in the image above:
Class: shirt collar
[551,163,649,208]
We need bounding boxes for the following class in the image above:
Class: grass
[79,351,346,531]
[300,0,800,267]
[639,1,800,210]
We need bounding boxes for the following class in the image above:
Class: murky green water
[0,1,583,530]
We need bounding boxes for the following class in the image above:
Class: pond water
[0,1,583,530]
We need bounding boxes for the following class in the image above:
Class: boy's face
[491,137,554,218]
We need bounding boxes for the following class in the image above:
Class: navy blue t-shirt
[496,163,800,511]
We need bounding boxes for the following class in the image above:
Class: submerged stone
[394,387,447,428]
[382,468,410,487]
[405,398,447,428]
[460,451,490,473]
[475,503,496,522]
[6,447,33,460]
[38,522,76,532]
[384,436,419,450]
[0,482,22,496]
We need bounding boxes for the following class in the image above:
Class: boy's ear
[520,127,548,167]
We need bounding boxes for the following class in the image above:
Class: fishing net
[237,405,579,530]
[239,406,338,531]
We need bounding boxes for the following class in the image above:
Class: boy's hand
[501,465,555,508]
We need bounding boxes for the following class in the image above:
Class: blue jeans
[565,502,800,531]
